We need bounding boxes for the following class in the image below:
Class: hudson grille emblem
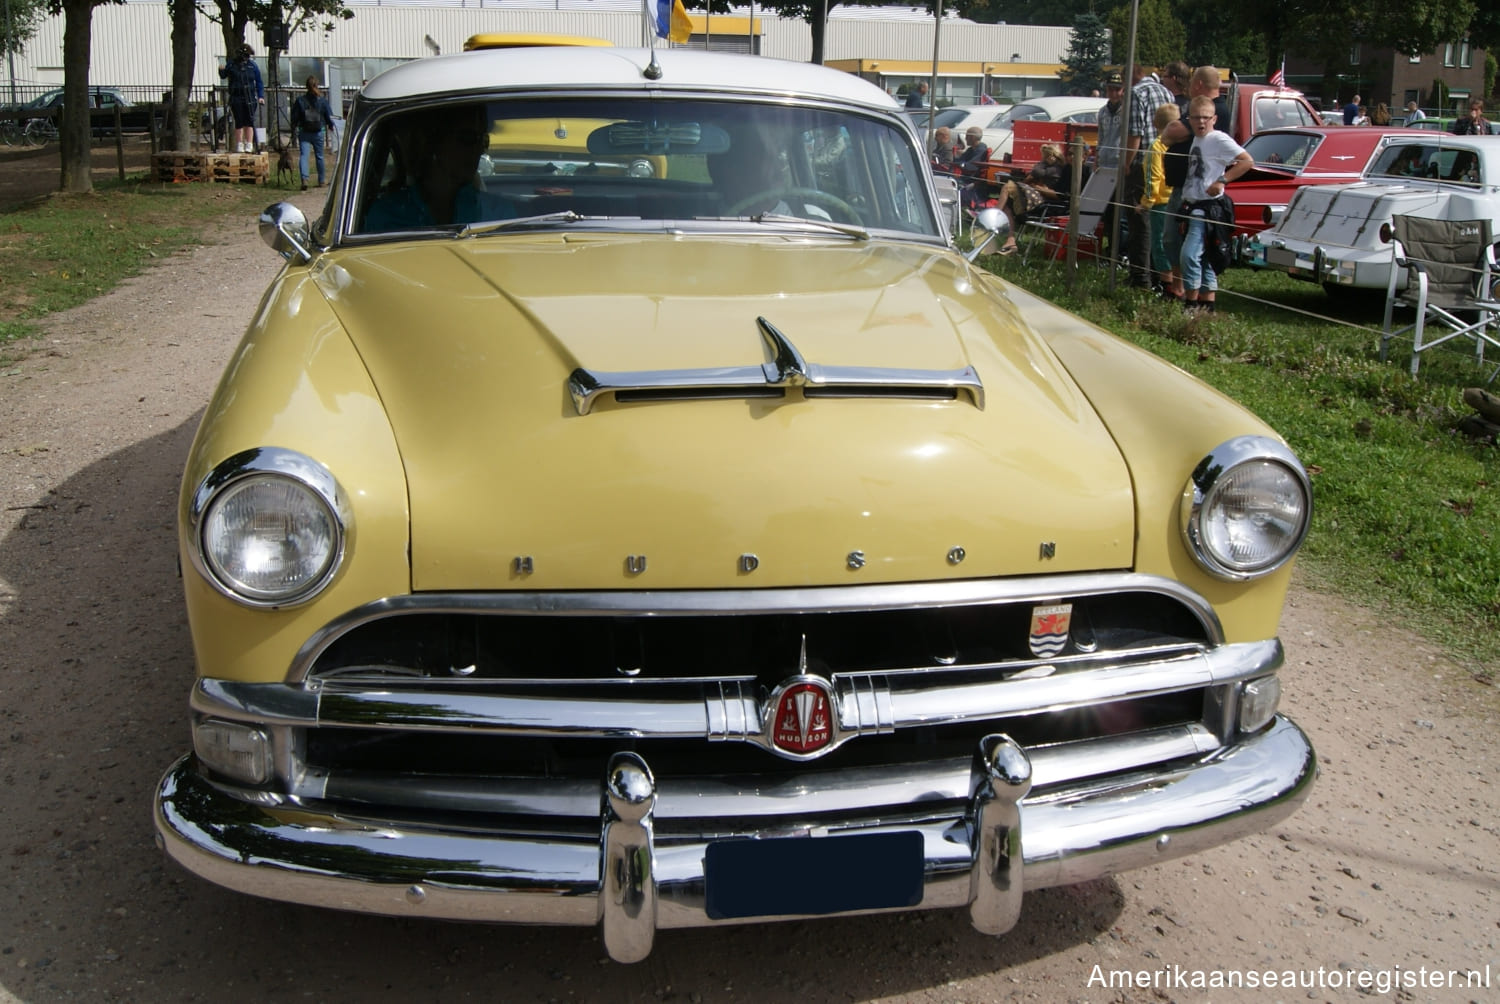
[769,680,834,754]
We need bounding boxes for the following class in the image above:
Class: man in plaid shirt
[1124,65,1176,289]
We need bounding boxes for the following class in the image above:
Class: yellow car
[155,45,1315,963]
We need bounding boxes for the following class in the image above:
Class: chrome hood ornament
[568,317,985,414]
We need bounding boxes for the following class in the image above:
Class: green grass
[985,251,1500,676]
[0,169,294,363]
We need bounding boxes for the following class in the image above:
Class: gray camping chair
[1379,215,1500,378]
[1022,165,1115,264]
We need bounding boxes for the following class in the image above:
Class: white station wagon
[1242,135,1500,293]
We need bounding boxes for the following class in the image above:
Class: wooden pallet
[153,151,268,184]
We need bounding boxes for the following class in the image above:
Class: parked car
[153,43,1315,962]
[1241,134,1500,292]
[980,96,1105,161]
[906,103,1010,138]
[1222,83,1321,142]
[1228,125,1430,237]
[14,86,161,136]
[1405,115,1498,135]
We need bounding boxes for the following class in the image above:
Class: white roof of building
[362,45,902,107]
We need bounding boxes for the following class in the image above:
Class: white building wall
[6,2,1071,88]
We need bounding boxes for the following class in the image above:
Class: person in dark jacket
[218,44,263,153]
[953,126,990,210]
[1452,99,1493,136]
[292,76,337,189]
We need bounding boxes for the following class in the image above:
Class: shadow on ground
[0,413,1123,1000]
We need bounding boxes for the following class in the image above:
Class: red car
[1227,126,1429,237]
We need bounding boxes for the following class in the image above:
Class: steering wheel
[725,187,863,225]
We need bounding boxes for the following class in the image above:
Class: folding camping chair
[932,174,963,236]
[1379,216,1500,378]
[1022,165,1114,264]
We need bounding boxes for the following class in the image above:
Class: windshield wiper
[750,212,870,240]
[458,211,597,238]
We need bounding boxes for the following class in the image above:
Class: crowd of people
[937,65,1493,314]
[930,60,1250,313]
[1339,94,1490,134]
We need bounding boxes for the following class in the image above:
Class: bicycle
[21,115,57,148]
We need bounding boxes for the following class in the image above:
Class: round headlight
[628,158,655,178]
[1182,437,1311,580]
[192,449,347,606]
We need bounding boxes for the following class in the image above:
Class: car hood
[1270,182,1491,251]
[314,234,1134,590]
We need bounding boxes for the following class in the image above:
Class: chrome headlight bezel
[1180,436,1311,582]
[188,447,350,608]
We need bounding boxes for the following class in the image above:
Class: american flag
[1270,61,1285,88]
[979,93,998,105]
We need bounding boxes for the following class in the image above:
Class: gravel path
[1,194,1497,1003]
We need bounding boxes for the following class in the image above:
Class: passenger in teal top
[364,103,515,231]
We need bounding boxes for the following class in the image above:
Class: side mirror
[259,202,312,263]
[965,207,1011,261]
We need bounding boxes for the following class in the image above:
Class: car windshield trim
[744,212,869,240]
[458,210,599,237]
[347,94,940,242]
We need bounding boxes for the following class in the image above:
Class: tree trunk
[58,0,93,195]
[809,6,826,65]
[168,0,197,151]
[216,0,250,63]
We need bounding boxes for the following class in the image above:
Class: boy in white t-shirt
[1179,95,1252,312]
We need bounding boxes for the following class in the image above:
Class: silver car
[1242,135,1500,293]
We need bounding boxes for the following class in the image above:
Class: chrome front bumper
[1241,238,1395,289]
[155,715,1315,962]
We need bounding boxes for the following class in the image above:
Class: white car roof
[363,46,901,110]
[1009,96,1106,116]
[1382,134,1500,150]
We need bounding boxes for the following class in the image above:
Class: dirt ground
[0,139,159,207]
[1,173,1499,1003]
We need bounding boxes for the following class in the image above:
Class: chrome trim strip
[195,639,1279,746]
[154,716,1314,953]
[300,722,1226,819]
[567,316,983,415]
[284,573,1227,682]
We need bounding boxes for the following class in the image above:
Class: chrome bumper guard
[155,716,1315,962]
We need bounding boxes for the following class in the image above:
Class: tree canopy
[974,0,1493,79]
[1105,0,1183,68]
[1058,12,1109,93]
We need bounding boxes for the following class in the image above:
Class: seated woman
[363,103,515,231]
[992,143,1068,255]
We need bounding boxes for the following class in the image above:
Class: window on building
[1443,44,1455,67]
[1348,44,1360,64]
[1459,39,1471,68]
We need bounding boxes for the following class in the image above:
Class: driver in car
[708,127,834,221]
[364,104,516,231]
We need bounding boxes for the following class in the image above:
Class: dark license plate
[703,831,924,920]
[1267,246,1298,269]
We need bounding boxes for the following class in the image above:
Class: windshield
[1243,132,1320,170]
[1251,96,1318,132]
[350,96,939,238]
[1367,143,1482,185]
[991,103,1049,130]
